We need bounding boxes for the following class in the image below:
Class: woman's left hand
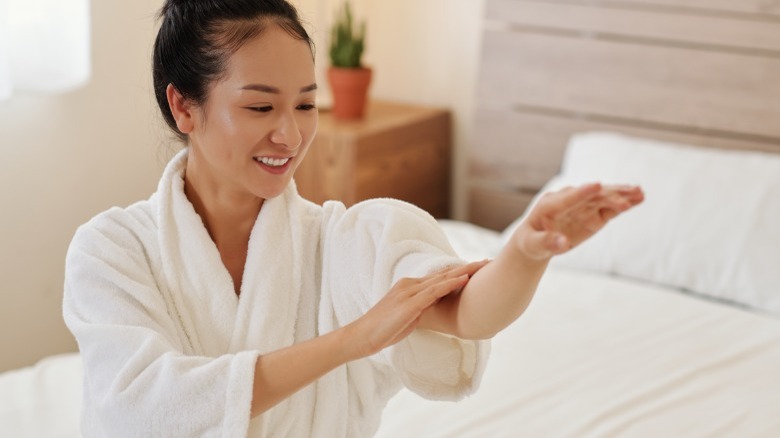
[513,183,645,260]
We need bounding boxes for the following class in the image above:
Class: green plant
[329,2,366,68]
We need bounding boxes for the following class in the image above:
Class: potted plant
[328,1,371,120]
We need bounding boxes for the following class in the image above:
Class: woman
[63,0,644,436]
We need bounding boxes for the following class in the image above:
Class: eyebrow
[241,83,318,94]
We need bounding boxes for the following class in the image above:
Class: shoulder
[323,198,442,237]
[67,199,157,266]
[64,200,165,320]
[321,198,456,266]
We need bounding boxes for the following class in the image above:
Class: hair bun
[165,0,192,8]
[159,0,195,19]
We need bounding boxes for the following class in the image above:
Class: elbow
[452,309,529,340]
[454,328,499,341]
[449,322,500,341]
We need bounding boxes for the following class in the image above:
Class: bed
[376,218,780,437]
[376,0,780,435]
[3,0,780,436]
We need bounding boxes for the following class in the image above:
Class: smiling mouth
[254,156,291,167]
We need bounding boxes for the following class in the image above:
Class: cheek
[213,109,243,140]
[294,117,318,164]
[202,110,252,160]
[302,114,319,145]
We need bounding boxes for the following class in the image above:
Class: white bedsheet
[376,221,780,437]
[0,353,82,437]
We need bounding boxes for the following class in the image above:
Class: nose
[269,111,302,150]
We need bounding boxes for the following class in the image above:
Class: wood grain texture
[596,0,780,17]
[493,0,780,17]
[295,101,452,218]
[478,31,780,140]
[468,186,536,232]
[294,129,356,204]
[486,0,780,54]
[354,113,451,217]
[469,0,780,228]
[470,109,780,191]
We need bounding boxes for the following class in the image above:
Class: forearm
[250,325,361,417]
[419,183,643,339]
[250,261,490,417]
[420,244,549,340]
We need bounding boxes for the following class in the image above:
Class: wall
[365,0,486,220]
[0,0,485,372]
[0,0,167,372]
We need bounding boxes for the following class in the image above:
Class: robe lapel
[156,149,239,356]
[230,182,303,355]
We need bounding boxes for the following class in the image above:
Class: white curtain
[0,0,90,100]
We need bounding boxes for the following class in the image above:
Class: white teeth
[256,157,290,167]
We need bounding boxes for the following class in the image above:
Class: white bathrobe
[63,149,488,437]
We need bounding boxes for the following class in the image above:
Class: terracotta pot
[327,66,373,120]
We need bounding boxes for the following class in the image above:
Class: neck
[183,154,263,247]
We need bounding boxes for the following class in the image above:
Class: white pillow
[502,132,780,315]
[438,219,503,261]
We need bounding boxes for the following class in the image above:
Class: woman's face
[186,24,318,202]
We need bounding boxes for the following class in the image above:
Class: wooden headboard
[467,0,780,230]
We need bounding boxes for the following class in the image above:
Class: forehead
[221,24,315,89]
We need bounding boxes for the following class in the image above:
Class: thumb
[519,229,569,259]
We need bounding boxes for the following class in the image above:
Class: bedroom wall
[0,0,168,372]
[361,0,486,220]
[0,0,485,372]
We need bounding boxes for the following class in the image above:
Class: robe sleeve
[62,211,258,437]
[321,199,490,401]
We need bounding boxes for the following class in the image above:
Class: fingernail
[556,235,567,248]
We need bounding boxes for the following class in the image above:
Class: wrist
[514,220,571,262]
[337,320,374,362]
[512,239,555,269]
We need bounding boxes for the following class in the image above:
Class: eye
[297,103,317,111]
[248,105,273,113]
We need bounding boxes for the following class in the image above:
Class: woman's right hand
[346,260,489,359]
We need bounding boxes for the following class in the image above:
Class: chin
[252,182,290,201]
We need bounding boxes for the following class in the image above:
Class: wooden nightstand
[295,100,452,218]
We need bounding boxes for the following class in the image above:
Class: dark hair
[153,0,313,142]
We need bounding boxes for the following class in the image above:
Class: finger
[405,271,458,299]
[421,264,463,279]
[568,192,637,232]
[577,191,635,216]
[602,185,645,204]
[567,206,605,234]
[395,277,422,288]
[413,274,470,306]
[437,260,489,276]
[419,260,490,287]
[536,183,602,218]
[567,198,625,234]
[599,207,621,222]
[596,192,643,221]
[627,187,645,204]
[601,192,634,212]
[603,184,640,193]
[442,260,491,278]
[519,230,569,259]
[559,186,642,222]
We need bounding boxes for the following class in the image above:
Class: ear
[166,83,195,134]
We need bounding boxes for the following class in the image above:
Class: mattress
[375,220,780,437]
